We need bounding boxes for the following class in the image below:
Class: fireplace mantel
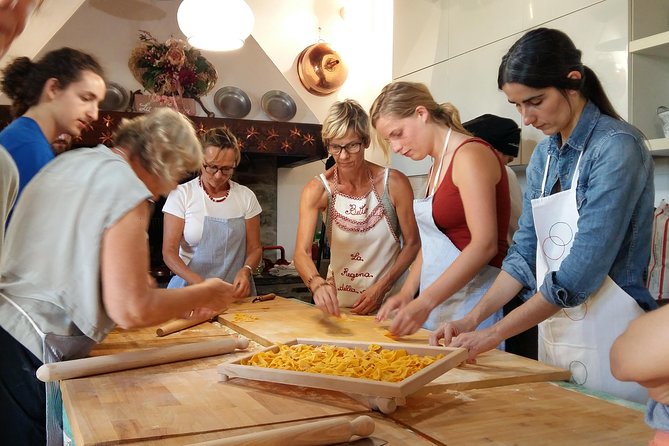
[0,106,326,168]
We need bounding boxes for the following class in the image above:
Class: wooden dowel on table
[187,415,375,446]
[156,315,212,337]
[36,337,249,382]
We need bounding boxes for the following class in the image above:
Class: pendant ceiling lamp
[177,0,254,51]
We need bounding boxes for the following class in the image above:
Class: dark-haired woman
[432,28,656,403]
[162,126,262,298]
[0,47,105,196]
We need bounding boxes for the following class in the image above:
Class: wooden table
[61,297,653,445]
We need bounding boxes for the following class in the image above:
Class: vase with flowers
[128,30,217,115]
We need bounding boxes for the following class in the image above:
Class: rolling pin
[156,315,212,337]
[156,293,276,336]
[36,336,249,382]
[187,415,375,446]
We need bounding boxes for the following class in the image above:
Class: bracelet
[243,264,254,274]
[311,280,332,294]
[305,273,319,287]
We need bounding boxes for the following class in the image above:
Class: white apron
[168,215,256,296]
[2,294,95,446]
[533,152,647,403]
[418,128,502,331]
[324,168,403,308]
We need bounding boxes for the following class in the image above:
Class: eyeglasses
[328,141,363,155]
[203,164,235,175]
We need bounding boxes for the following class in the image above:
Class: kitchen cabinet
[629,0,669,155]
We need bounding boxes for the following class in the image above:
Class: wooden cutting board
[91,322,231,356]
[218,297,432,346]
[219,296,570,390]
[388,381,652,445]
[61,365,369,446]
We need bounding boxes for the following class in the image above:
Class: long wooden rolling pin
[36,337,249,382]
[187,415,375,446]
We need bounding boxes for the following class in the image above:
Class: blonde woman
[294,99,419,316]
[0,108,240,444]
[371,82,510,337]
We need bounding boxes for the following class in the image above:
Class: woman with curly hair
[0,108,242,445]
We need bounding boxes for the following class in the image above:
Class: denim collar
[546,100,600,156]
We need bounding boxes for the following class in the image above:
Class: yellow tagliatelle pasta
[232,313,259,322]
[241,344,443,382]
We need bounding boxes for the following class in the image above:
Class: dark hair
[497,28,621,120]
[1,47,105,118]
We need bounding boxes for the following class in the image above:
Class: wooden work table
[61,297,653,445]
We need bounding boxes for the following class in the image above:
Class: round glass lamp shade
[177,0,254,51]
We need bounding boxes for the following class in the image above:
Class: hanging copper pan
[297,42,348,96]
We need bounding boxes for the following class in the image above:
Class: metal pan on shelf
[261,90,297,122]
[214,86,252,118]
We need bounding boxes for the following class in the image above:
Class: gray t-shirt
[0,145,18,257]
[0,145,150,359]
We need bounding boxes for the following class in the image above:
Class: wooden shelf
[0,106,327,168]
[630,30,669,56]
[649,137,669,155]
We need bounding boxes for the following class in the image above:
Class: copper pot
[296,42,348,96]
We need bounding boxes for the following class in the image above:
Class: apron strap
[540,151,584,196]
[540,155,551,196]
[426,127,453,197]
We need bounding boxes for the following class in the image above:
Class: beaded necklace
[199,176,229,203]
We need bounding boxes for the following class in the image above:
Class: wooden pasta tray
[218,338,467,413]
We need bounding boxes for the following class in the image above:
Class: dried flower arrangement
[128,30,217,98]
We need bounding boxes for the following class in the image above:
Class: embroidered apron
[2,294,95,446]
[417,128,503,331]
[533,152,647,403]
[168,215,256,296]
[324,168,403,308]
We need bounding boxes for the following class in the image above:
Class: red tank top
[431,138,510,268]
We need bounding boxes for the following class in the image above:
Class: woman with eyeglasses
[294,99,420,316]
[370,82,509,337]
[162,126,262,297]
[0,108,239,445]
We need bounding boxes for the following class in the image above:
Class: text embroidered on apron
[415,128,503,331]
[168,188,255,295]
[2,294,95,446]
[324,168,403,308]
[532,151,647,403]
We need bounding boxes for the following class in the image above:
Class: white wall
[269,0,395,260]
[390,0,629,178]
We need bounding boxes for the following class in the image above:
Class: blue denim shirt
[502,101,657,311]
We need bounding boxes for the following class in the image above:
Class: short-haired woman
[162,126,262,298]
[0,108,241,445]
[294,99,420,316]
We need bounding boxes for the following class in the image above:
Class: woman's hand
[232,268,252,299]
[447,326,502,361]
[312,281,340,317]
[429,318,474,346]
[351,282,386,315]
[375,291,412,322]
[201,277,237,314]
[381,296,432,337]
